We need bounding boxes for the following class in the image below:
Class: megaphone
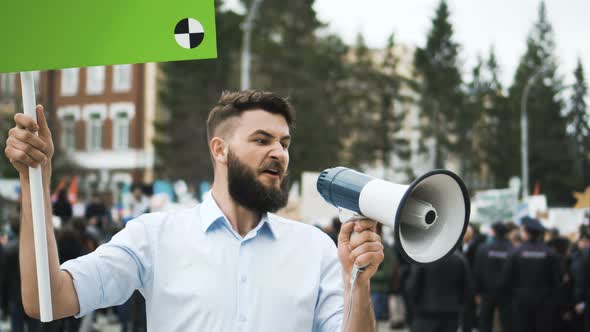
[317,167,470,264]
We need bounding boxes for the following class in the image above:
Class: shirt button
[239,315,247,322]
[241,275,247,283]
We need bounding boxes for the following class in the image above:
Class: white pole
[20,71,53,322]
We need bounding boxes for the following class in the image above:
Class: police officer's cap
[521,216,545,232]
[491,221,508,236]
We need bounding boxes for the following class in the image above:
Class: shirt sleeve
[313,232,344,332]
[60,216,152,318]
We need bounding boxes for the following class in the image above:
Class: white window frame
[86,66,106,95]
[1,73,16,96]
[57,105,81,152]
[109,103,135,150]
[60,68,80,96]
[83,104,107,151]
[112,64,132,93]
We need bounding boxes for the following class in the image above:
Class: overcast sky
[313,0,589,88]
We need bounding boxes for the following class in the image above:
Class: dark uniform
[501,218,562,332]
[474,223,512,332]
[407,249,472,332]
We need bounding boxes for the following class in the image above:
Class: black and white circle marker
[174,18,205,49]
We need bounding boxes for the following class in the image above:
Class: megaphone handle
[338,208,369,271]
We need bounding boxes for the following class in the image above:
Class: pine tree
[567,59,589,186]
[508,2,574,204]
[465,48,510,188]
[414,0,464,169]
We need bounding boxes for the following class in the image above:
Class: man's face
[223,110,291,213]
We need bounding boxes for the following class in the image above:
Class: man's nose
[268,142,287,161]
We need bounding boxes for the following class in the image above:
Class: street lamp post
[240,0,263,90]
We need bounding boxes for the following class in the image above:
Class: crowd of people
[0,185,152,332]
[322,215,590,332]
[2,184,590,332]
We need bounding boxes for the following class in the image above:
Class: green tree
[566,59,589,185]
[414,0,464,169]
[154,3,243,183]
[464,49,510,188]
[508,2,574,204]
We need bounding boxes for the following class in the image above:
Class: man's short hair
[206,90,295,142]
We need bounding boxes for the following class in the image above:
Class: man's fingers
[349,230,381,250]
[354,219,377,233]
[14,113,39,132]
[6,136,47,163]
[349,242,384,263]
[353,251,385,269]
[8,127,47,153]
[36,105,51,138]
[5,146,39,168]
[338,222,355,246]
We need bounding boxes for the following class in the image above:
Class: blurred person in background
[501,217,562,332]
[574,229,590,332]
[84,192,109,231]
[52,189,72,226]
[462,223,484,332]
[326,216,341,246]
[2,211,40,332]
[473,221,513,332]
[406,247,472,332]
[129,184,150,220]
[369,223,395,326]
[548,237,578,332]
[0,222,6,324]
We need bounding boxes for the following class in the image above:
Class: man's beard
[227,149,289,214]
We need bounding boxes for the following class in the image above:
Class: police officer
[501,217,562,332]
[474,221,513,332]
[407,248,473,332]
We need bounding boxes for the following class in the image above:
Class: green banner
[0,0,217,73]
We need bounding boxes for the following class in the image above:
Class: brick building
[0,63,158,195]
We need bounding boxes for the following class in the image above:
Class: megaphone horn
[317,167,470,264]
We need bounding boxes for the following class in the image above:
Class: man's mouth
[262,169,281,177]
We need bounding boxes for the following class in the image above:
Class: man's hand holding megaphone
[337,217,384,285]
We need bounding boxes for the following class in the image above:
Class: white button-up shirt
[61,193,344,331]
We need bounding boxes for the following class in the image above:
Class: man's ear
[210,137,228,164]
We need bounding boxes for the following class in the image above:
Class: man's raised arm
[4,105,80,319]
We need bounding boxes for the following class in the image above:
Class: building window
[57,105,81,152]
[113,112,130,150]
[86,66,105,95]
[1,73,16,97]
[113,65,132,92]
[83,104,107,151]
[60,68,79,96]
[109,103,135,150]
[61,115,76,151]
[88,113,102,151]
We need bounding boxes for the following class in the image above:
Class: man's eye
[255,139,267,144]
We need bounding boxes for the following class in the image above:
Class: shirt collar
[198,191,279,239]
